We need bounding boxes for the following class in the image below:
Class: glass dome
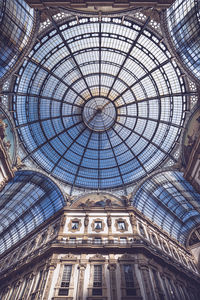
[12,16,188,190]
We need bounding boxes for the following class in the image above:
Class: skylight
[12,16,188,190]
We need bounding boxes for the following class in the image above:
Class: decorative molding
[60,253,77,262]
[68,218,82,233]
[114,218,128,232]
[118,253,134,262]
[91,218,105,233]
[107,214,112,227]
[89,253,106,262]
[84,214,89,227]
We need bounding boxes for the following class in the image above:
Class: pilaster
[77,263,87,300]
[138,259,155,300]
[108,262,117,300]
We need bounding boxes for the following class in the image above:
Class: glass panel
[0,0,36,80]
[0,171,65,255]
[61,265,72,287]
[71,221,79,229]
[134,171,200,244]
[123,264,134,287]
[166,0,200,81]
[93,265,102,287]
[11,17,188,190]
[94,221,102,229]
[118,221,125,230]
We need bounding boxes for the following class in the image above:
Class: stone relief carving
[121,193,132,206]
[0,119,7,139]
[119,253,134,261]
[61,253,77,261]
[84,214,89,227]
[107,214,112,227]
[89,253,105,261]
[66,194,75,206]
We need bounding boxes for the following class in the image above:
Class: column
[138,263,155,300]
[77,264,86,300]
[42,258,57,300]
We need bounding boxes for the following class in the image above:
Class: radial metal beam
[107,17,150,99]
[22,120,83,161]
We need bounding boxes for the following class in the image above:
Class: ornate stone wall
[0,193,199,300]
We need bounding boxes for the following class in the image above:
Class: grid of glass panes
[0,0,35,79]
[123,265,134,288]
[92,265,103,295]
[0,170,65,255]
[58,265,72,296]
[61,265,72,287]
[12,16,188,190]
[134,171,200,244]
[93,265,102,287]
[166,0,200,80]
[123,264,136,296]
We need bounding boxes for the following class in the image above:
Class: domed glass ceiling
[12,16,187,189]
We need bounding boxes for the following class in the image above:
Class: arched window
[134,171,200,244]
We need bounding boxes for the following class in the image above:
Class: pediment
[60,253,77,261]
[89,253,106,262]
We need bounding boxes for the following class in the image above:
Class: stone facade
[0,193,199,300]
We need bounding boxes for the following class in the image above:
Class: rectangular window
[118,221,125,230]
[94,221,102,229]
[94,237,102,244]
[69,237,76,243]
[139,224,146,237]
[93,265,102,296]
[59,265,72,296]
[123,264,136,296]
[120,237,127,244]
[71,221,79,230]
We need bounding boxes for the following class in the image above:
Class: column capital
[108,263,117,271]
[78,264,87,270]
